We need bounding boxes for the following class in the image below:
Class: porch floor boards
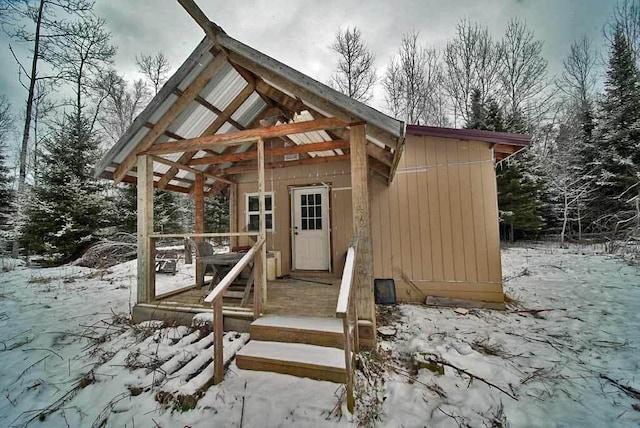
[153,277,341,318]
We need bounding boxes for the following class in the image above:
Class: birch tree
[329,27,377,103]
[0,0,93,190]
[443,20,502,126]
[383,31,442,125]
[136,51,171,95]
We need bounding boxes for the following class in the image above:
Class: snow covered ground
[0,243,638,427]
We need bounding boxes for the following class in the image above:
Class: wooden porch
[150,277,341,318]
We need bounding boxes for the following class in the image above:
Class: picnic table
[199,251,254,307]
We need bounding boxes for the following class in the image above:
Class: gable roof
[95,27,404,193]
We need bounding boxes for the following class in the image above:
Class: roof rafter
[156,82,255,189]
[188,139,349,166]
[221,154,351,175]
[142,117,354,156]
[222,46,400,149]
[113,53,228,184]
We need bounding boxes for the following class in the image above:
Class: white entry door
[292,186,330,271]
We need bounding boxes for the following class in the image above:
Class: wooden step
[250,315,345,349]
[235,340,346,383]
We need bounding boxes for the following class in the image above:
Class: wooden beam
[255,138,266,317]
[144,122,186,141]
[388,140,405,184]
[173,89,246,131]
[255,79,306,113]
[202,106,280,198]
[149,155,235,185]
[307,108,393,167]
[177,0,221,40]
[369,156,392,178]
[143,118,351,156]
[114,54,227,184]
[115,173,192,194]
[137,155,155,303]
[194,173,205,287]
[350,124,375,345]
[229,183,238,249]
[224,48,400,149]
[221,154,350,175]
[156,83,255,190]
[188,139,349,166]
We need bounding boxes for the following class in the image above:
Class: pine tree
[0,142,15,254]
[21,114,105,262]
[593,27,640,230]
[466,95,545,240]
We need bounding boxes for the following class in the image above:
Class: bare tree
[43,16,117,131]
[99,71,150,141]
[329,27,377,103]
[558,36,598,103]
[443,20,502,126]
[0,96,12,139]
[382,58,405,119]
[609,0,640,59]
[498,19,549,128]
[383,31,442,125]
[0,0,93,190]
[136,51,171,95]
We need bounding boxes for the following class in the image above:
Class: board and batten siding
[232,134,503,303]
[234,160,353,276]
[371,134,503,303]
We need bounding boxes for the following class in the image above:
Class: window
[300,193,323,230]
[246,192,274,231]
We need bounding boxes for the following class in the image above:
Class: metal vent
[284,153,300,161]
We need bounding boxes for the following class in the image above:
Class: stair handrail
[206,237,265,384]
[336,238,359,413]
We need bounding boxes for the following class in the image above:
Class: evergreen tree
[0,142,15,254]
[109,186,189,235]
[21,114,105,262]
[593,27,640,230]
[466,94,545,240]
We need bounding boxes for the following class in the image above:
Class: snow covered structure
[94,0,529,407]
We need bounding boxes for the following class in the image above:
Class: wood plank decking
[152,277,341,318]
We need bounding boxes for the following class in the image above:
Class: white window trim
[245,191,275,232]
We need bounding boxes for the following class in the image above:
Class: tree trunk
[18,0,45,190]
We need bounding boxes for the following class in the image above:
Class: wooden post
[194,173,205,287]
[213,298,224,384]
[350,124,375,346]
[137,155,155,303]
[229,183,238,250]
[258,139,268,306]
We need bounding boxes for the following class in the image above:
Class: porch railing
[204,237,266,384]
[336,238,359,413]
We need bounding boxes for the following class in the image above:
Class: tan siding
[436,138,455,280]
[415,139,433,280]
[457,142,478,282]
[447,141,466,280]
[235,160,352,276]
[370,135,504,303]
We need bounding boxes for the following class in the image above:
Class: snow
[237,340,347,369]
[0,243,638,427]
[377,243,640,427]
[252,315,344,333]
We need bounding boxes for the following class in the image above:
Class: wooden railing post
[343,314,354,413]
[194,173,205,287]
[213,298,224,384]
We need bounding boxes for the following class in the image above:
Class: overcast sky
[0,0,619,148]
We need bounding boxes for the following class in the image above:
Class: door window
[300,193,322,230]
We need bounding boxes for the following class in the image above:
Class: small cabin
[94,2,528,411]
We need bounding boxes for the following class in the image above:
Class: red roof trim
[406,125,530,147]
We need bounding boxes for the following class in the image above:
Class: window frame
[245,191,275,232]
